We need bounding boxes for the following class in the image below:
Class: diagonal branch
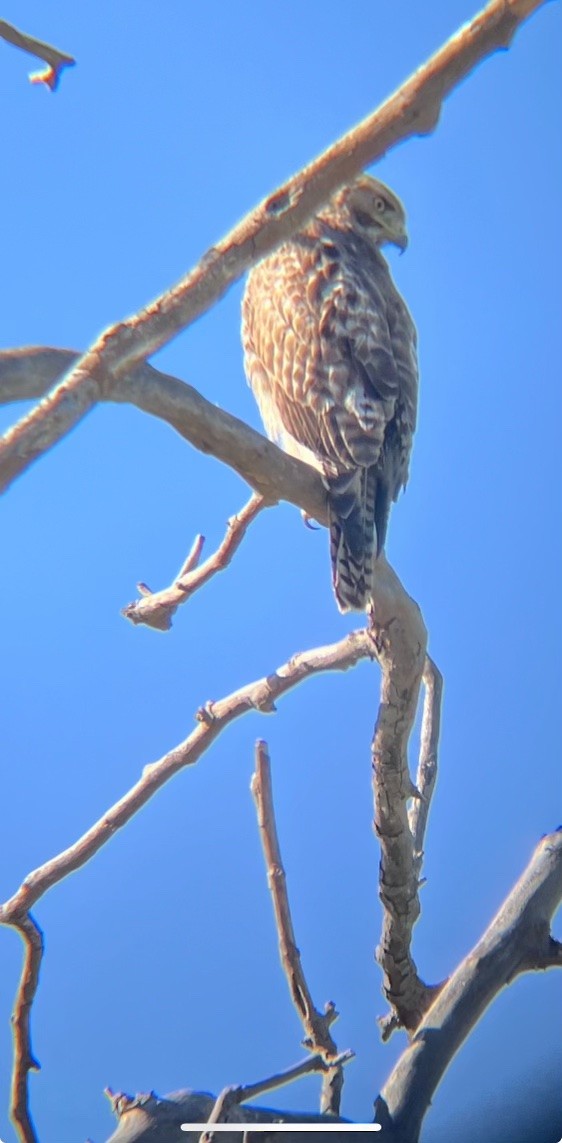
[375,829,562,1143]
[0,19,75,91]
[122,494,267,631]
[0,631,376,925]
[0,348,327,522]
[251,741,351,1116]
[194,1071,352,1143]
[0,0,547,493]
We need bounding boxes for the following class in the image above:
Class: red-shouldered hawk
[242,175,418,612]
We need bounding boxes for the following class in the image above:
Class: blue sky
[1,3,561,1141]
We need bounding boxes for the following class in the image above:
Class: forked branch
[1,629,377,1137]
[122,494,267,631]
[251,740,352,1116]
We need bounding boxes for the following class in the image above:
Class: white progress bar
[180,1125,382,1132]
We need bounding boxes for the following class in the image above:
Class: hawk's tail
[327,467,382,613]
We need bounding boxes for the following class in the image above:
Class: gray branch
[0,348,328,523]
[375,829,562,1142]
[0,18,75,90]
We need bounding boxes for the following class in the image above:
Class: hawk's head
[327,175,408,252]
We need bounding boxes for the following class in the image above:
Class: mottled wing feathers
[242,217,418,611]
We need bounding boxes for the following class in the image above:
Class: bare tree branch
[370,655,443,1044]
[0,348,327,522]
[0,18,75,91]
[104,1085,353,1143]
[198,1055,354,1143]
[1,630,378,1135]
[100,825,562,1143]
[251,741,351,1116]
[375,829,562,1143]
[1,550,428,1135]
[0,631,376,926]
[0,0,546,493]
[221,1052,355,1108]
[122,494,268,631]
[0,344,445,1044]
[409,656,443,878]
[9,916,43,1143]
[368,583,439,1037]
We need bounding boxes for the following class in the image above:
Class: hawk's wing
[242,231,417,494]
[242,226,418,611]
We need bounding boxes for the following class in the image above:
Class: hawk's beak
[393,229,408,254]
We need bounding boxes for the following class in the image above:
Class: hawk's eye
[374,196,387,213]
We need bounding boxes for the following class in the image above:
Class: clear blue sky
[1,3,561,1141]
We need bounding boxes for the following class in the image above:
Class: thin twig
[0,0,546,493]
[375,829,562,1143]
[197,1050,355,1142]
[0,19,75,91]
[251,741,350,1115]
[235,1051,355,1106]
[408,656,443,877]
[122,494,267,631]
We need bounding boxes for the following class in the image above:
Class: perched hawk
[242,175,418,612]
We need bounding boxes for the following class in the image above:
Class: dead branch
[100,827,562,1142]
[0,18,75,91]
[9,916,43,1143]
[104,1086,353,1143]
[0,348,327,522]
[374,828,562,1143]
[0,0,546,494]
[251,741,352,1116]
[0,630,376,924]
[195,1069,352,1143]
[409,657,443,879]
[122,494,267,631]
[367,570,439,1037]
[372,655,444,1042]
[0,630,376,1135]
[104,1054,348,1128]
[220,1052,355,1108]
[1,551,428,1135]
